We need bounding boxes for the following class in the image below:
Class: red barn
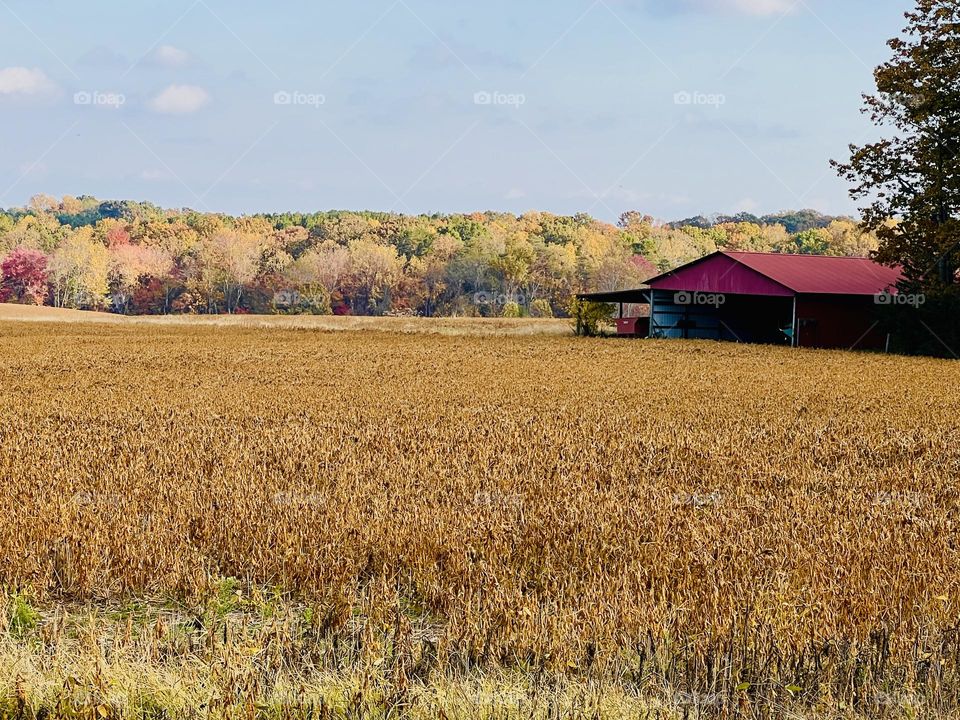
[578,251,904,350]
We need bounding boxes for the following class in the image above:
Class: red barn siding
[647,253,793,297]
[795,296,886,350]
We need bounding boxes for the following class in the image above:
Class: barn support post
[575,301,583,336]
[648,292,656,338]
[791,296,798,348]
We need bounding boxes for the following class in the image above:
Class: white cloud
[727,0,795,15]
[637,0,796,15]
[0,67,57,97]
[151,45,190,68]
[149,84,209,114]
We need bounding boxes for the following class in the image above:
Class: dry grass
[0,302,570,336]
[1,319,959,717]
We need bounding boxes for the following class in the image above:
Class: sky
[0,0,910,222]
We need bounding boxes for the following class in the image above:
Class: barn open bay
[1,318,958,718]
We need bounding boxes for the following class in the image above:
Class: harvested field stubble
[2,320,960,715]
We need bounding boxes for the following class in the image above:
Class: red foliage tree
[106,225,131,248]
[630,254,658,281]
[1,247,49,305]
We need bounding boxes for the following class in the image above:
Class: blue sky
[0,0,908,221]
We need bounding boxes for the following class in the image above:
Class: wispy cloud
[149,84,210,114]
[149,45,191,68]
[720,0,795,15]
[0,67,57,97]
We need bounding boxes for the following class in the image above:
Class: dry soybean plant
[1,320,960,717]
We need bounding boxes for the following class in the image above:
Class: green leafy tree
[833,0,960,290]
[569,298,615,337]
[779,228,831,255]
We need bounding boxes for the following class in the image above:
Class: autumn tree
[48,228,109,309]
[820,219,879,257]
[342,238,403,315]
[188,231,264,313]
[646,225,718,270]
[109,243,172,314]
[279,244,343,314]
[834,0,960,290]
[408,234,462,316]
[1,214,69,254]
[0,247,48,305]
[28,193,58,214]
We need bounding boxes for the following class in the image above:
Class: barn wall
[647,254,793,297]
[650,290,739,341]
[650,290,792,344]
[795,296,886,350]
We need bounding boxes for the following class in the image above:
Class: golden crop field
[1,316,960,719]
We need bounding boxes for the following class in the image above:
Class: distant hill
[666,209,850,233]
[0,197,853,236]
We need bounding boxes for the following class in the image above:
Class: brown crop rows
[2,320,960,714]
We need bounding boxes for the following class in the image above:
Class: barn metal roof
[639,251,904,297]
[577,252,905,304]
[722,252,903,296]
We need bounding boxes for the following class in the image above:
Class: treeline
[0,195,879,317]
[666,209,846,233]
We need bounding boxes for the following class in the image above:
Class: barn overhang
[575,288,651,304]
